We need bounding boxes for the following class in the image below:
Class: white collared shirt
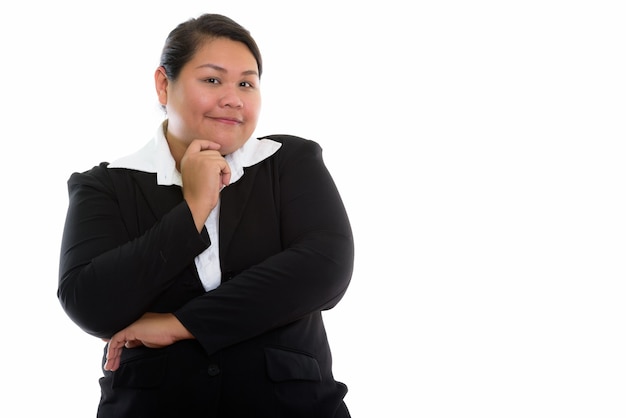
[108,121,282,291]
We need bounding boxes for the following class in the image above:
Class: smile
[210,117,243,125]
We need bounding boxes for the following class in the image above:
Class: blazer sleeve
[174,137,354,356]
[57,164,210,338]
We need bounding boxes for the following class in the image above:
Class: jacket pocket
[264,346,322,383]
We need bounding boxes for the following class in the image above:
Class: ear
[154,66,169,106]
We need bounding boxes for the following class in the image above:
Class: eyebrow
[196,63,258,77]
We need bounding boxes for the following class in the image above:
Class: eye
[203,77,220,84]
[239,81,254,88]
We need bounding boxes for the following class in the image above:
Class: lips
[210,116,243,125]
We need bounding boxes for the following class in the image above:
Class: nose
[219,86,243,108]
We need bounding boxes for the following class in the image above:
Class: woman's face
[158,37,261,155]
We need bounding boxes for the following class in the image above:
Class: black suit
[58,135,354,417]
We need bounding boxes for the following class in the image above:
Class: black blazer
[58,135,354,418]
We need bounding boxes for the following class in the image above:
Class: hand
[103,312,193,372]
[180,139,232,231]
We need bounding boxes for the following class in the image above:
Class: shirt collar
[108,120,281,187]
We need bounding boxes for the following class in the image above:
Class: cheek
[180,83,216,109]
[244,96,262,119]
[192,92,217,110]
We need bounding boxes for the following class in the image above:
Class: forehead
[188,37,258,72]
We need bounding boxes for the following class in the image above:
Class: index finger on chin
[191,139,222,152]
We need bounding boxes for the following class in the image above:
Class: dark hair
[160,13,262,81]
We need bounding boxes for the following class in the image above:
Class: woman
[58,13,354,418]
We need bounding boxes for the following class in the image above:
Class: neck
[162,121,187,172]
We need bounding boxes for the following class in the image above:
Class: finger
[104,339,125,371]
[104,355,121,372]
[221,170,231,186]
[104,345,123,371]
[220,162,232,186]
[187,139,222,154]
[105,340,121,361]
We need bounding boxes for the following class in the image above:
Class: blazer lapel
[131,171,184,220]
[219,165,259,257]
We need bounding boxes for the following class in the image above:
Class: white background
[1,1,625,417]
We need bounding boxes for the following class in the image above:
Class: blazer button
[207,364,221,377]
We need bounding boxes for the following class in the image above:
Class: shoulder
[68,162,111,186]
[67,162,151,194]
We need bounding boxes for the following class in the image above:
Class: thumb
[125,340,144,349]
